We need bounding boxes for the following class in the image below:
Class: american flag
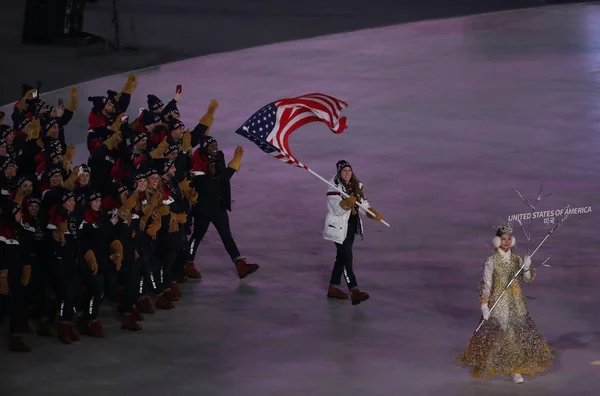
[234,93,348,169]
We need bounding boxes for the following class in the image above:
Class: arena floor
[1,3,599,395]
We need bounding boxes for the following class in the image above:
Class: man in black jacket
[187,135,258,279]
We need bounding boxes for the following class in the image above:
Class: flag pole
[306,168,391,227]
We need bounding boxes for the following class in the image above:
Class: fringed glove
[178,179,192,194]
[366,206,383,222]
[156,204,170,217]
[523,255,531,270]
[176,213,187,224]
[65,87,78,112]
[21,265,32,286]
[17,89,37,112]
[121,74,137,95]
[63,145,76,170]
[85,250,98,275]
[227,145,244,171]
[181,130,192,152]
[110,240,124,271]
[14,189,26,206]
[28,118,41,141]
[52,221,68,246]
[63,166,80,191]
[168,212,179,233]
[110,113,126,133]
[198,99,219,132]
[150,137,169,159]
[103,130,122,150]
[186,190,198,206]
[146,212,161,238]
[339,196,356,211]
[0,270,8,295]
[481,303,490,320]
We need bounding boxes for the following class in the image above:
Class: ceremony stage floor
[1,3,600,395]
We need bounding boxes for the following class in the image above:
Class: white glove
[481,303,490,320]
[523,255,531,270]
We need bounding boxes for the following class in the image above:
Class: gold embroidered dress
[458,248,554,376]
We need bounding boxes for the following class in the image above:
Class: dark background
[0,0,594,105]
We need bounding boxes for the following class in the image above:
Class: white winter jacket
[323,176,371,244]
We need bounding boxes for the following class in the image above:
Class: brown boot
[327,286,349,300]
[58,323,73,344]
[156,294,175,310]
[184,262,202,279]
[171,282,182,300]
[68,324,80,342]
[133,305,144,322]
[78,320,106,338]
[137,296,156,314]
[9,335,31,352]
[350,289,370,306]
[178,273,188,283]
[235,258,259,279]
[163,288,179,302]
[121,314,143,331]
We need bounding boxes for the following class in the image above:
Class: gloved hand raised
[481,303,490,320]
[523,255,531,270]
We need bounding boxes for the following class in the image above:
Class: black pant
[171,232,188,282]
[81,269,104,322]
[119,251,140,314]
[53,253,79,323]
[188,209,241,263]
[0,244,25,335]
[329,216,358,289]
[139,236,160,295]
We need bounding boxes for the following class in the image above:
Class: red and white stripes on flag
[235,93,349,169]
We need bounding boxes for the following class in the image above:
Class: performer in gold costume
[458,225,554,383]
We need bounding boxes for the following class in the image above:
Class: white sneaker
[511,373,524,384]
